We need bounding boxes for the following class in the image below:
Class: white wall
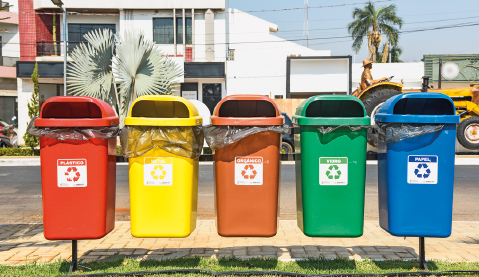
[352,62,424,91]
[290,58,350,93]
[0,23,19,58]
[6,0,18,12]
[213,12,226,62]
[17,78,34,145]
[35,0,225,10]
[0,0,19,58]
[170,57,185,84]
[226,9,330,98]
[194,12,206,61]
[118,9,225,60]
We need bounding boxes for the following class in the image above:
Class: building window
[153,18,174,44]
[228,49,235,61]
[274,95,284,99]
[202,84,222,113]
[68,24,116,51]
[176,17,192,44]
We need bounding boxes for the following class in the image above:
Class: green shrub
[203,147,212,155]
[0,148,40,156]
[23,62,40,156]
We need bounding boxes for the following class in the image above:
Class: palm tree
[67,29,183,125]
[377,43,403,63]
[390,45,403,63]
[348,2,403,62]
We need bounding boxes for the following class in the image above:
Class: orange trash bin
[211,95,283,237]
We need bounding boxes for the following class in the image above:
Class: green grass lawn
[1,257,479,277]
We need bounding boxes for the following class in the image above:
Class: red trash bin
[211,95,283,237]
[36,96,119,240]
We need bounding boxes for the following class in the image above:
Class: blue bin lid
[375,92,460,124]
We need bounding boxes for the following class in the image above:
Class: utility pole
[51,0,66,95]
[303,0,309,48]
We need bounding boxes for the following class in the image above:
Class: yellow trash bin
[122,95,203,238]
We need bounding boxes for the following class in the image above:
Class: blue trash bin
[376,92,460,238]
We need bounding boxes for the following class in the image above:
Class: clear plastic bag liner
[317,125,370,134]
[27,117,120,140]
[204,125,290,151]
[377,122,445,143]
[120,126,204,159]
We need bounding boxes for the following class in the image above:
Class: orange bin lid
[211,95,283,126]
[35,96,119,127]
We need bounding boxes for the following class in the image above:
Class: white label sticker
[57,159,87,187]
[319,157,348,185]
[407,155,438,184]
[235,156,263,185]
[182,91,197,100]
[144,157,173,186]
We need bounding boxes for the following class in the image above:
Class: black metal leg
[419,237,428,271]
[69,240,78,273]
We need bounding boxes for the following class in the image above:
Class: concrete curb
[0,157,40,166]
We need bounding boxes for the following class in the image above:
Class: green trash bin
[293,95,370,237]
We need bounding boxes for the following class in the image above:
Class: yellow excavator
[352,77,479,149]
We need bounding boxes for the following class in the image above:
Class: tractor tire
[362,89,401,116]
[281,141,294,154]
[362,89,401,148]
[457,117,479,150]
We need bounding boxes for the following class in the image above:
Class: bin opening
[131,100,189,118]
[41,102,102,118]
[218,100,277,117]
[305,100,365,118]
[393,98,455,116]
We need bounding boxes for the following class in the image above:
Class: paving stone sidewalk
[1,220,478,265]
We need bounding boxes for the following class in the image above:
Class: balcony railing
[1,1,10,12]
[36,41,82,56]
[0,56,19,67]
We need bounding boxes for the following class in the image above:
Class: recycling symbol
[325,165,341,180]
[241,165,257,179]
[151,165,167,180]
[414,163,431,179]
[64,167,81,182]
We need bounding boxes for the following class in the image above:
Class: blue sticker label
[407,155,438,184]
[408,156,437,163]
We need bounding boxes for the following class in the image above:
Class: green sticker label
[319,157,348,185]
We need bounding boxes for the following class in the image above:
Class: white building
[16,0,230,143]
[0,0,20,127]
[352,62,424,91]
[14,0,425,143]
[226,9,331,99]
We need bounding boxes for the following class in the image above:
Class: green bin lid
[292,95,370,126]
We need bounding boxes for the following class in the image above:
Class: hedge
[0,146,211,157]
[0,148,40,156]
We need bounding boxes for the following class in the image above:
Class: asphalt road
[0,164,478,223]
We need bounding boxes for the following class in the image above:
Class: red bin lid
[211,95,283,126]
[35,96,119,127]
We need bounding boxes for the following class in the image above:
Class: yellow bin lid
[125,95,203,126]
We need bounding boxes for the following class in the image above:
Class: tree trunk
[381,40,389,63]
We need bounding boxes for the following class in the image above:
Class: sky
[228,0,479,62]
